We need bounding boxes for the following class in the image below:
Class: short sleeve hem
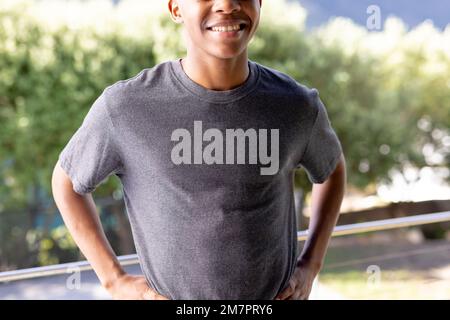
[58,153,96,195]
[308,149,342,184]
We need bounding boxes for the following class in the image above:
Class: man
[52,0,346,300]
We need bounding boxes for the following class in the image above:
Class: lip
[205,19,249,30]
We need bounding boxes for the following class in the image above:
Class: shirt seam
[102,88,125,175]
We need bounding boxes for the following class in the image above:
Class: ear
[168,0,183,24]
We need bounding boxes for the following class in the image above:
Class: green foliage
[0,3,156,210]
[26,226,80,266]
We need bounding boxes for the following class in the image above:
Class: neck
[180,50,249,91]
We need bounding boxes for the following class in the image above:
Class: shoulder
[104,60,170,98]
[98,60,171,115]
[253,61,321,119]
[253,61,319,104]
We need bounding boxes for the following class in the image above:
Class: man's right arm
[51,160,168,300]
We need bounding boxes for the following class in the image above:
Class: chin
[208,47,247,60]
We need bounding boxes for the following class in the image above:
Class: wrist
[296,257,323,274]
[102,268,127,292]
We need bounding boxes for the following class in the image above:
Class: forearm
[298,155,347,271]
[51,161,125,289]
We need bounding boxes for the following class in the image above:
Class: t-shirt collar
[169,57,260,103]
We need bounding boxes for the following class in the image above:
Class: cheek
[183,23,205,42]
[250,15,260,32]
[242,11,259,35]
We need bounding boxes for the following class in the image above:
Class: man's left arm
[276,153,347,300]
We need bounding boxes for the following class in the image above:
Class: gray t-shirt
[58,58,343,300]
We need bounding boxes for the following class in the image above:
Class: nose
[212,0,241,14]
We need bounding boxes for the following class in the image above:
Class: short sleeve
[58,89,123,195]
[297,89,343,184]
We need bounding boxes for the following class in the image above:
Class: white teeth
[210,25,241,32]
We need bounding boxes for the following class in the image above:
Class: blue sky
[296,0,449,30]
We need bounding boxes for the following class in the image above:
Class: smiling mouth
[206,24,247,32]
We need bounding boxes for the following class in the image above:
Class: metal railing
[1,211,449,283]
